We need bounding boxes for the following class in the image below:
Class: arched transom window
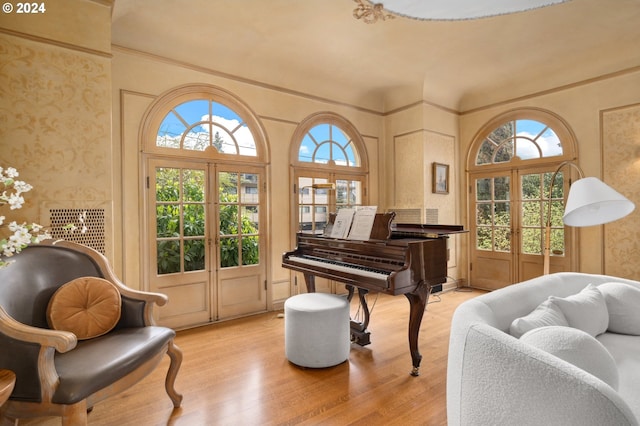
[157,99,257,156]
[476,119,563,165]
[298,123,360,166]
[141,84,267,163]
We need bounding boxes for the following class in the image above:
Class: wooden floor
[20,288,482,426]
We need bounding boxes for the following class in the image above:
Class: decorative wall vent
[49,208,106,254]
[425,208,439,224]
[391,208,421,224]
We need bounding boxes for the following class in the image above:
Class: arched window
[467,108,577,289]
[139,84,269,329]
[290,112,368,235]
[298,123,360,166]
[142,84,267,163]
[157,99,257,156]
[476,119,563,165]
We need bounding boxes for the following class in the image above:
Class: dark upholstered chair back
[0,244,104,328]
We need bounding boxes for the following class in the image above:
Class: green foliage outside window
[476,172,565,256]
[155,168,259,275]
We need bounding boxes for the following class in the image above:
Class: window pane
[156,205,179,238]
[219,205,238,235]
[157,240,180,275]
[315,142,331,164]
[220,237,239,268]
[183,204,204,236]
[522,228,542,254]
[494,142,514,163]
[183,130,208,151]
[490,122,514,142]
[494,202,510,226]
[235,123,257,156]
[522,174,541,199]
[299,135,315,162]
[219,172,238,201]
[476,140,495,165]
[515,137,541,160]
[344,143,358,166]
[242,236,259,266]
[476,203,492,226]
[174,99,208,123]
[183,169,205,202]
[494,177,510,200]
[241,205,259,232]
[157,112,184,148]
[309,124,330,144]
[522,201,541,227]
[332,143,348,166]
[539,127,563,157]
[240,173,259,203]
[494,228,511,252]
[184,239,205,271]
[476,178,491,201]
[156,168,180,202]
[476,227,492,250]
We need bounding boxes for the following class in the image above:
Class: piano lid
[391,223,467,238]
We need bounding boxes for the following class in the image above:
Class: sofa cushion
[549,284,608,337]
[521,326,619,390]
[599,282,640,335]
[509,299,568,338]
[47,276,122,340]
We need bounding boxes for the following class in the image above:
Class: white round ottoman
[284,293,350,368]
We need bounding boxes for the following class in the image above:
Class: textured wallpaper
[602,104,640,278]
[0,34,112,256]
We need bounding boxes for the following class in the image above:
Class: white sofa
[447,272,640,426]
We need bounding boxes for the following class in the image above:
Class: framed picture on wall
[432,162,449,194]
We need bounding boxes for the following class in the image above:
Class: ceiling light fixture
[353,0,395,24]
[354,0,570,22]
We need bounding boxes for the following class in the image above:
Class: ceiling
[111,0,640,113]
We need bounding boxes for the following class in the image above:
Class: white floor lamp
[543,161,635,275]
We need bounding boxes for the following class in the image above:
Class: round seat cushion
[47,277,122,340]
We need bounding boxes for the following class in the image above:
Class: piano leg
[405,281,431,376]
[303,273,316,293]
[346,285,371,346]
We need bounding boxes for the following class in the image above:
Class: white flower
[7,193,25,210]
[1,166,55,269]
[12,180,33,194]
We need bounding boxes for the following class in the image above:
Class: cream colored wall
[111,48,383,303]
[0,0,114,259]
[459,69,640,277]
[384,103,465,287]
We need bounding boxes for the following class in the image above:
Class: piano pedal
[350,328,371,346]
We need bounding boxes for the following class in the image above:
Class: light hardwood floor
[20,288,482,426]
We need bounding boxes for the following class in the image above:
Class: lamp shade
[563,177,635,227]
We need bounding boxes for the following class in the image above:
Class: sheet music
[330,208,355,239]
[347,206,377,240]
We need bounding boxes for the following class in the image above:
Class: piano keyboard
[287,255,392,281]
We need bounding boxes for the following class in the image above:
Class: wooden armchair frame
[0,240,182,425]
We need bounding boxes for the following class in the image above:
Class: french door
[148,159,266,329]
[292,172,366,294]
[469,167,573,290]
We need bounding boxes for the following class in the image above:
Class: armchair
[0,240,182,425]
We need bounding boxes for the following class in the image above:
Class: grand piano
[282,213,465,376]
